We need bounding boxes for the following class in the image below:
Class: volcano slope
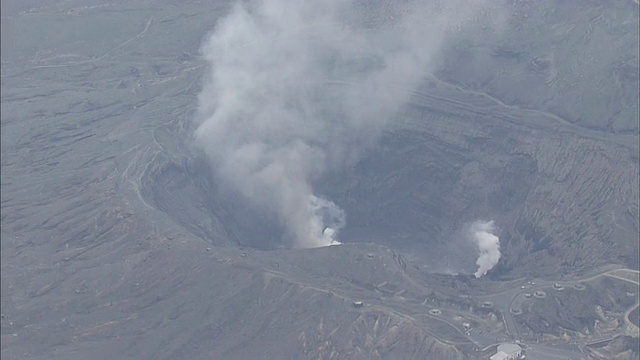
[1,0,638,359]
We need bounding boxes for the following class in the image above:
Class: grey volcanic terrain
[1,1,639,359]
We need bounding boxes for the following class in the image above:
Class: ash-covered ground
[1,1,638,359]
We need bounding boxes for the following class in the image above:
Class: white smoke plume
[471,220,501,278]
[194,0,503,248]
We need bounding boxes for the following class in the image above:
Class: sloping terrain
[436,0,639,134]
[317,76,639,277]
[2,240,470,360]
[1,0,638,359]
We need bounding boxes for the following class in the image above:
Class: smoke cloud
[470,220,501,278]
[194,0,502,248]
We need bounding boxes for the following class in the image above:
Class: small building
[490,343,522,360]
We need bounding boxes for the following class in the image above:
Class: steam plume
[194,0,502,248]
[471,220,501,278]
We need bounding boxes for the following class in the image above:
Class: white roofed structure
[490,343,521,360]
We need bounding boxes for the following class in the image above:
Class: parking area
[524,345,587,360]
[466,327,499,349]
